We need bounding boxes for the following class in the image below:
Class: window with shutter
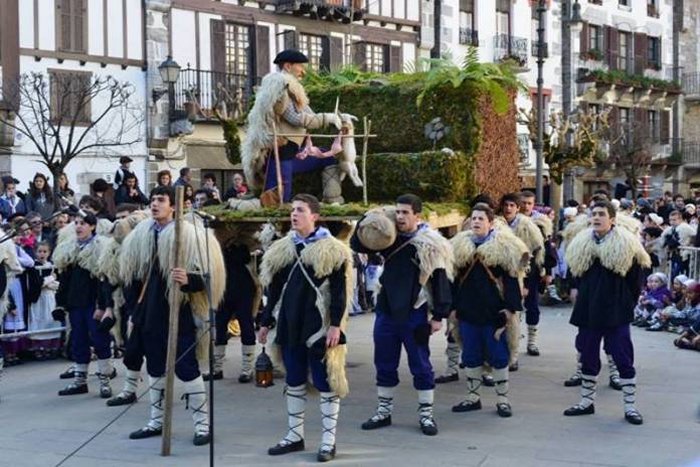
[364,43,386,73]
[660,110,670,143]
[282,30,299,50]
[388,45,402,73]
[299,33,324,72]
[49,70,92,126]
[56,0,87,53]
[352,42,367,71]
[328,36,344,71]
[633,33,647,75]
[255,25,270,80]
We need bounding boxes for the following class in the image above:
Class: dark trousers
[459,321,510,369]
[69,305,111,364]
[373,307,434,390]
[524,274,540,326]
[578,324,635,379]
[574,330,613,355]
[122,323,145,372]
[264,152,337,202]
[139,319,200,382]
[215,297,256,346]
[282,344,330,391]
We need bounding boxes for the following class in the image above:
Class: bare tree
[0,72,143,194]
[602,122,653,199]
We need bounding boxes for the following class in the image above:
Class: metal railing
[682,72,700,96]
[278,0,364,8]
[172,67,253,120]
[682,141,700,164]
[459,28,479,46]
[493,34,528,67]
[668,247,700,281]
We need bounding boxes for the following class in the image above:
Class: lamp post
[535,0,547,204]
[157,55,181,120]
[562,0,582,202]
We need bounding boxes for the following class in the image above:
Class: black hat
[273,49,309,65]
[1,175,19,185]
[91,178,110,193]
[119,156,133,164]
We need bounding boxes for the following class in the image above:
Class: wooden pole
[362,117,371,206]
[272,122,284,207]
[161,186,184,457]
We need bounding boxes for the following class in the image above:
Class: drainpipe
[673,0,682,193]
[432,0,441,59]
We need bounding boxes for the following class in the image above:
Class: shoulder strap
[458,256,505,300]
[383,238,412,264]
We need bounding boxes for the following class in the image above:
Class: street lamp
[562,0,583,203]
[152,55,181,107]
[535,0,547,205]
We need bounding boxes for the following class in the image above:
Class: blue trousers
[578,324,635,379]
[524,274,540,325]
[69,305,111,365]
[264,154,337,202]
[373,308,434,390]
[282,345,330,391]
[140,319,201,382]
[459,321,510,370]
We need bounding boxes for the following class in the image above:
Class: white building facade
[0,0,148,197]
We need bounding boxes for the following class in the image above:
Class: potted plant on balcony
[583,49,604,61]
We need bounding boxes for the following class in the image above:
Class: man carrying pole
[119,186,226,446]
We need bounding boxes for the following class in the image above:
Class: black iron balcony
[682,72,700,97]
[459,28,479,46]
[683,141,700,165]
[277,0,364,22]
[493,34,528,68]
[172,67,254,121]
[531,40,549,58]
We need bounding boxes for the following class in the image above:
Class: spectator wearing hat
[684,203,697,226]
[1,176,27,217]
[113,156,134,190]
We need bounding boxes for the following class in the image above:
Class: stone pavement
[2,305,700,467]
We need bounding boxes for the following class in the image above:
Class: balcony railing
[682,72,700,96]
[459,28,479,46]
[683,141,700,165]
[172,67,253,121]
[277,0,364,21]
[531,40,549,58]
[493,34,528,67]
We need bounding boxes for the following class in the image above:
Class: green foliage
[584,69,681,92]
[221,118,242,165]
[293,151,476,203]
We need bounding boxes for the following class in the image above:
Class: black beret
[273,49,309,65]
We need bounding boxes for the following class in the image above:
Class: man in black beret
[242,49,353,206]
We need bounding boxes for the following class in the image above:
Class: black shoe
[317,444,336,462]
[268,439,305,456]
[563,404,595,416]
[202,371,223,382]
[129,426,163,440]
[106,392,137,406]
[646,323,664,332]
[238,373,252,384]
[509,361,519,372]
[59,368,75,379]
[625,410,643,425]
[193,432,211,446]
[496,403,512,418]
[452,399,482,413]
[527,345,540,356]
[482,374,495,387]
[638,320,651,328]
[564,376,582,387]
[361,415,392,430]
[419,418,438,436]
[58,383,88,396]
[609,377,622,391]
[435,373,459,384]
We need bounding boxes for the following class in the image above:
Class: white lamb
[338,113,363,187]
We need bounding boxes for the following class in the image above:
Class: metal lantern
[255,346,274,388]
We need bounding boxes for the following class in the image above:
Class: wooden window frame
[224,23,251,78]
[49,69,92,127]
[299,33,326,72]
[56,0,88,54]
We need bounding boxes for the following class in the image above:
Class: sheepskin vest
[451,229,530,279]
[498,214,544,267]
[0,228,21,321]
[566,226,651,278]
[260,233,352,398]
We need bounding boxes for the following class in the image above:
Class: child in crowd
[633,272,672,327]
[648,281,700,332]
[27,242,61,359]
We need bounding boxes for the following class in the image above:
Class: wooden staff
[362,117,372,206]
[161,186,184,456]
[272,122,284,207]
